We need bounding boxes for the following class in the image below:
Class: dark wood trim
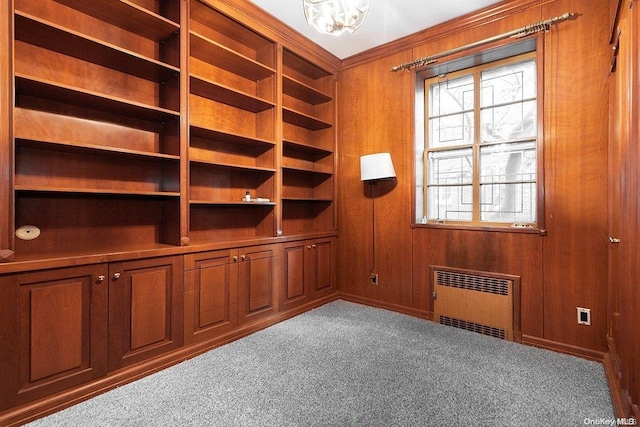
[341,0,555,69]
[521,334,606,362]
[603,352,629,418]
[0,293,339,427]
[338,292,432,321]
[0,0,12,254]
[0,232,338,275]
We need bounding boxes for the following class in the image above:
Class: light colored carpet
[27,300,614,426]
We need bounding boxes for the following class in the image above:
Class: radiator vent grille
[433,267,516,341]
[436,270,509,296]
[439,315,506,340]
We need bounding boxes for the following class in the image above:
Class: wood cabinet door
[184,249,238,344]
[280,241,310,311]
[108,256,183,371]
[237,245,278,325]
[310,238,335,298]
[0,265,108,409]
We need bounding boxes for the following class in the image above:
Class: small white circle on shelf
[16,225,41,241]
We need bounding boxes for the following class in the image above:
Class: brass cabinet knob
[233,256,238,262]
[113,272,121,280]
[240,255,246,261]
[96,275,106,283]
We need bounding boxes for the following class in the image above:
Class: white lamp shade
[360,153,396,181]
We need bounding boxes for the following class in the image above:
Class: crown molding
[341,0,556,70]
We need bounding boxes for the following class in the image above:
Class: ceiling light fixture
[303,0,369,35]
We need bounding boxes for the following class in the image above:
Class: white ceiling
[248,0,505,59]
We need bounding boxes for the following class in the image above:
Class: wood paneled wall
[337,0,611,353]
[608,0,640,415]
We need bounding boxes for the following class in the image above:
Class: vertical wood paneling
[337,51,413,306]
[609,0,640,412]
[337,0,610,353]
[541,0,610,352]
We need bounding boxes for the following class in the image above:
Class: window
[416,50,540,228]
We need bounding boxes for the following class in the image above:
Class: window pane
[480,182,536,223]
[430,75,474,116]
[428,185,473,221]
[480,142,536,184]
[428,75,474,148]
[480,60,536,107]
[428,148,473,185]
[429,113,474,147]
[481,100,537,142]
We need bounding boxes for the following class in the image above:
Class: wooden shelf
[190,200,275,206]
[190,74,275,113]
[283,48,331,81]
[283,75,332,105]
[191,126,275,148]
[283,139,333,156]
[15,186,180,198]
[282,165,333,175]
[51,0,180,41]
[15,12,179,83]
[15,74,180,124]
[190,31,275,81]
[16,138,180,161]
[282,108,332,131]
[282,197,333,202]
[190,158,276,174]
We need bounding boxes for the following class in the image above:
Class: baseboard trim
[520,334,606,362]
[603,352,629,418]
[604,335,640,420]
[337,292,432,321]
[0,293,340,427]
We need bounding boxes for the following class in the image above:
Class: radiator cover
[432,267,519,341]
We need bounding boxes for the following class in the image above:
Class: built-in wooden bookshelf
[0,1,340,422]
[281,48,336,235]
[12,0,182,257]
[188,0,277,244]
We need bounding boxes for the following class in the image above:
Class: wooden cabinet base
[0,293,338,427]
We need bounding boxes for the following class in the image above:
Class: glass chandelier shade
[303,0,369,35]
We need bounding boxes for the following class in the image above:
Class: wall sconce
[360,153,396,285]
[360,152,396,183]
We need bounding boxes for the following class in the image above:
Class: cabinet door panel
[247,255,273,312]
[184,250,238,344]
[28,281,83,381]
[285,245,305,300]
[314,240,333,293]
[109,256,183,371]
[280,242,310,311]
[238,246,277,324]
[0,265,108,409]
[199,263,229,327]
[130,269,168,350]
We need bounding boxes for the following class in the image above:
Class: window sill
[412,222,546,236]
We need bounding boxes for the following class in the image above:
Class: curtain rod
[390,12,579,72]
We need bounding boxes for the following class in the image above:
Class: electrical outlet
[577,307,591,325]
[370,273,378,286]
